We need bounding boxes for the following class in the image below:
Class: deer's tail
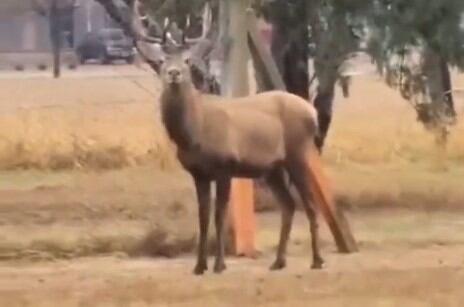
[305,104,319,139]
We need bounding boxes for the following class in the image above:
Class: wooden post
[306,146,358,253]
[49,0,61,78]
[246,9,358,253]
[220,0,256,257]
[246,11,285,92]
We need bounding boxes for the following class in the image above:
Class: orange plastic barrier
[228,178,256,257]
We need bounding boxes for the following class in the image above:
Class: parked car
[76,28,135,64]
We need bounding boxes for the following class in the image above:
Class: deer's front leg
[193,175,211,275]
[214,176,231,273]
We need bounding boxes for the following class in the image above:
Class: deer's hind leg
[266,168,296,270]
[287,158,324,269]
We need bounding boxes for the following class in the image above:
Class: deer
[158,49,324,275]
[96,0,324,275]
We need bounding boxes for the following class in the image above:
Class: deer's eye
[184,58,190,65]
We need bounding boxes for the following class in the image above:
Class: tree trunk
[268,0,309,99]
[420,46,457,147]
[313,77,336,150]
[440,56,456,119]
[219,0,231,95]
[306,0,339,152]
[266,0,338,152]
[49,0,61,78]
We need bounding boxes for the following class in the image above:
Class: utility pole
[220,0,255,257]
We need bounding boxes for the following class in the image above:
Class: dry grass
[0,166,198,261]
[0,75,178,170]
[0,221,198,261]
[0,104,178,170]
[324,74,464,165]
[1,70,463,171]
[0,68,463,170]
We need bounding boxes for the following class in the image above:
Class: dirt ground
[0,65,463,306]
[0,166,463,306]
[0,244,463,307]
[1,208,464,307]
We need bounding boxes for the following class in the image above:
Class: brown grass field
[0,65,463,306]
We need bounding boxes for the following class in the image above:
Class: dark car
[76,28,135,64]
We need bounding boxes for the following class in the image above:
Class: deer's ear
[181,32,187,46]
[181,51,191,65]
[158,54,167,66]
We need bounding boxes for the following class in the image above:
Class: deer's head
[159,50,193,88]
[134,1,214,75]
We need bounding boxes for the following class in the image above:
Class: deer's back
[203,90,316,119]
[200,90,318,159]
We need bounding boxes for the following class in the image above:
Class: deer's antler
[182,2,214,45]
[96,0,220,93]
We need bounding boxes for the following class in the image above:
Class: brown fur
[160,53,323,274]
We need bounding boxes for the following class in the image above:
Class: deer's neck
[161,83,203,151]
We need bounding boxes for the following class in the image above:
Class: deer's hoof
[270,259,286,271]
[213,262,226,274]
[193,263,208,275]
[311,259,325,270]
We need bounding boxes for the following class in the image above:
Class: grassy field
[0,72,176,170]
[0,66,463,306]
[0,68,463,170]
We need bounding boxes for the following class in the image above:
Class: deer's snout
[168,68,181,79]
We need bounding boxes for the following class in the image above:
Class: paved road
[0,53,381,80]
[0,64,152,80]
